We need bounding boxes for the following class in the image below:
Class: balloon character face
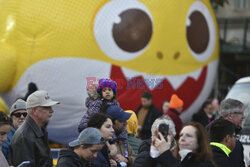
[0,0,219,144]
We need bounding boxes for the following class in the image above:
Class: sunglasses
[12,112,27,118]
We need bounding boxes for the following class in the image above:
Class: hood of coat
[58,148,86,165]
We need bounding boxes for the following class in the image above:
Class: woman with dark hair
[192,100,215,127]
[143,122,216,167]
[0,111,12,167]
[87,113,119,167]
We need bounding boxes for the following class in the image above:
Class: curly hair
[87,113,112,129]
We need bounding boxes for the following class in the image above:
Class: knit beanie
[97,78,117,95]
[169,94,184,109]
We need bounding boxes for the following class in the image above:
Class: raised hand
[152,132,171,154]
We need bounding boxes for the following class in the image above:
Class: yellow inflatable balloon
[0,97,9,114]
[0,0,219,143]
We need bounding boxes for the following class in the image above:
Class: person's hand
[136,125,142,137]
[137,125,142,131]
[114,154,128,163]
[152,132,171,154]
[106,141,117,158]
[110,159,117,167]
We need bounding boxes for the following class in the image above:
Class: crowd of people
[0,78,247,167]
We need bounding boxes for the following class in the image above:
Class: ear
[225,114,232,121]
[224,134,231,144]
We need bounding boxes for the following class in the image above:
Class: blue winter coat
[1,126,15,161]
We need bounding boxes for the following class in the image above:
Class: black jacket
[56,148,89,167]
[134,139,151,167]
[93,144,121,167]
[93,145,110,167]
[143,150,215,167]
[136,105,162,140]
[211,145,232,167]
[9,116,52,167]
[229,139,245,167]
[192,110,215,127]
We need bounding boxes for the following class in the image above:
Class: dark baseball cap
[106,105,132,122]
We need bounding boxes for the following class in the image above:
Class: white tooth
[167,75,188,90]
[166,67,203,90]
[122,65,204,91]
[189,68,202,80]
[122,68,164,90]
[122,67,142,78]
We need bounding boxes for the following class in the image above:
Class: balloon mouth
[110,64,207,112]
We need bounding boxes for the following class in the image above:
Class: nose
[179,135,185,142]
[49,107,54,113]
[20,114,25,119]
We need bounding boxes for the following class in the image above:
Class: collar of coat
[210,142,231,157]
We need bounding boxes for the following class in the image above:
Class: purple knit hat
[97,78,117,95]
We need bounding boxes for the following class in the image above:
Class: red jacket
[166,109,183,139]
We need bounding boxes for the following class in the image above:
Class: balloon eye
[113,9,152,53]
[94,0,153,61]
[186,1,216,62]
[186,11,209,54]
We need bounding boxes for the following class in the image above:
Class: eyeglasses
[231,133,237,138]
[12,112,27,118]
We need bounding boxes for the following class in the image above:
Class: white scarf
[179,149,192,161]
[150,145,161,158]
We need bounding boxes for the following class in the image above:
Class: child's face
[102,87,114,100]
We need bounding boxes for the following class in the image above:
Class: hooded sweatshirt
[56,148,89,167]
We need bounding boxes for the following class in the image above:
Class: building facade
[211,0,250,100]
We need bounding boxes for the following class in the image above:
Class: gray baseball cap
[26,90,59,109]
[10,99,26,115]
[69,127,105,147]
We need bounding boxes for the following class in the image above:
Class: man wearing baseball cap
[2,99,27,161]
[57,127,105,167]
[105,105,136,167]
[9,90,59,167]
